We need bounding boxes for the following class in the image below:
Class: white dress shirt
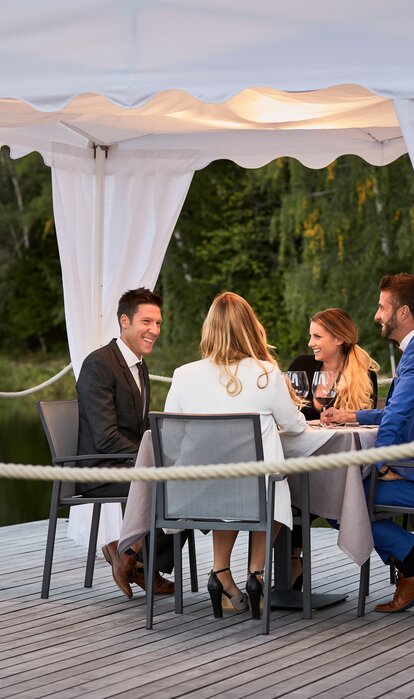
[116,337,143,391]
[400,329,414,352]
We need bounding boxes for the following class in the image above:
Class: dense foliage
[0,149,65,353]
[1,146,414,375]
[156,157,414,372]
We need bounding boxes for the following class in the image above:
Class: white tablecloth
[283,426,377,565]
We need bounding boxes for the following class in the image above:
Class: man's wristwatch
[377,466,390,479]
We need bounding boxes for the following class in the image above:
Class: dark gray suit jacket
[76,338,150,484]
[75,339,176,573]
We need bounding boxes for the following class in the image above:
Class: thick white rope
[0,367,390,397]
[0,440,413,483]
[148,373,172,384]
[0,363,74,397]
[0,366,172,397]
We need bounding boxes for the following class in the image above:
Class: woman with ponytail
[288,308,379,421]
[288,307,379,588]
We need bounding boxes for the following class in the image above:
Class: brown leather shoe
[132,566,175,595]
[375,573,414,613]
[102,541,135,599]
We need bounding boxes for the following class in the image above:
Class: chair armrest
[268,474,286,483]
[386,460,414,468]
[52,453,136,466]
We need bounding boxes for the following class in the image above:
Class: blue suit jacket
[356,336,414,479]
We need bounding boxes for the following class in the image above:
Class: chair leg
[84,503,101,588]
[142,535,149,591]
[174,533,184,614]
[263,479,276,634]
[300,472,312,620]
[392,514,410,584]
[364,557,370,597]
[187,530,198,592]
[146,486,158,630]
[41,482,61,599]
[357,558,370,617]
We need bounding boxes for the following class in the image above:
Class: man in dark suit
[324,273,414,612]
[76,287,174,599]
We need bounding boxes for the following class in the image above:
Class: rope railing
[0,365,173,397]
[0,440,413,483]
[148,373,172,384]
[0,363,74,397]
[0,363,391,398]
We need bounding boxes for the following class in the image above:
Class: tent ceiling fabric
[2,0,414,106]
[1,0,414,167]
[0,86,407,168]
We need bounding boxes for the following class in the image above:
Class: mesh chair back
[38,400,79,458]
[37,400,79,498]
[150,412,265,522]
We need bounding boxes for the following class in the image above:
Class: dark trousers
[76,481,177,574]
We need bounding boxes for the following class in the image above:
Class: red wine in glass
[311,371,336,418]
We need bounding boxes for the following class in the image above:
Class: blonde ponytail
[335,344,379,410]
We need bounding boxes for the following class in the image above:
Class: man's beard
[381,312,398,340]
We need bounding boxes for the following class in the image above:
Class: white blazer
[164,357,307,528]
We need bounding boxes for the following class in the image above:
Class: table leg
[271,474,348,612]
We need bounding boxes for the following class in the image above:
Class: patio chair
[37,399,133,598]
[357,460,414,616]
[145,411,290,635]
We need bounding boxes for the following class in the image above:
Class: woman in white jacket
[165,291,306,618]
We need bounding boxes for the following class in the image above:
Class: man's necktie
[136,362,147,416]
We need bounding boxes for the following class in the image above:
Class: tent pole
[92,145,108,348]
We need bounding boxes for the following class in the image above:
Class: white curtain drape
[51,144,197,545]
[51,144,197,377]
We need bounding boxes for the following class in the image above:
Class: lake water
[0,401,52,526]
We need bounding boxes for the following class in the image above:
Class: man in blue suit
[324,273,414,612]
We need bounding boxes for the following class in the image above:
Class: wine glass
[285,370,309,399]
[311,371,336,418]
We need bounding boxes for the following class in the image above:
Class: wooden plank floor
[1,521,414,699]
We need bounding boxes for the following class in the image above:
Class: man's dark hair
[380,273,414,316]
[117,287,162,327]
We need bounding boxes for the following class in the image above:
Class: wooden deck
[1,521,414,699]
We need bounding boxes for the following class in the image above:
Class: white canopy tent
[2,0,414,543]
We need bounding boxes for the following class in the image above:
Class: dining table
[271,422,378,610]
[118,422,378,612]
[118,423,378,543]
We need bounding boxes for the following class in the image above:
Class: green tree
[277,156,414,366]
[157,154,414,370]
[0,148,66,352]
[156,159,292,359]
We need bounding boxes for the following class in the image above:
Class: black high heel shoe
[292,555,303,591]
[246,569,264,620]
[207,568,249,618]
